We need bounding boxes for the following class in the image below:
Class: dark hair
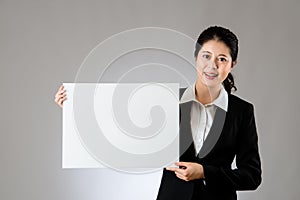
[194,26,238,94]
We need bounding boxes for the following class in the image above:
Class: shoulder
[228,93,254,112]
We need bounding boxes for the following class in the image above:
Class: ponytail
[223,72,237,94]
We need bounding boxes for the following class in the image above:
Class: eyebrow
[201,51,228,57]
[218,54,228,57]
[201,50,212,54]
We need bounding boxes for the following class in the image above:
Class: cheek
[219,66,232,80]
[196,60,208,71]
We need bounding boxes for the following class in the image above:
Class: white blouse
[180,82,228,156]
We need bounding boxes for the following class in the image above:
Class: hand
[54,85,67,108]
[166,162,204,182]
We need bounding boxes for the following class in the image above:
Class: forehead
[200,40,231,56]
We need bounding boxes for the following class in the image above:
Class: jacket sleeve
[202,103,262,191]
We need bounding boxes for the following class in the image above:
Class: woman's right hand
[54,85,67,108]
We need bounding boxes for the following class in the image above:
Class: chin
[200,78,220,88]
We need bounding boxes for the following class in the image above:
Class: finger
[175,162,189,166]
[175,162,189,168]
[166,167,186,175]
[55,93,67,99]
[61,96,67,102]
[55,88,65,96]
[175,172,188,182]
[58,95,67,103]
[55,93,66,102]
[60,93,67,98]
[55,92,65,98]
[166,166,179,172]
[58,85,64,91]
[58,97,67,106]
[58,98,63,106]
[58,89,66,95]
[56,85,66,95]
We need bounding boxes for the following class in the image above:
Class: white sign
[62,83,179,171]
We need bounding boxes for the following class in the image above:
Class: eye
[202,54,211,60]
[218,57,227,62]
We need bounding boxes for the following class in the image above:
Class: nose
[210,58,218,69]
[209,59,219,69]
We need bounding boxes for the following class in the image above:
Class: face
[195,39,236,89]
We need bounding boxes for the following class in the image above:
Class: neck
[195,79,221,105]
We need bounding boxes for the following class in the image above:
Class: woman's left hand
[166,162,204,182]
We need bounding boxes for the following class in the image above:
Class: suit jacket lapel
[179,88,195,159]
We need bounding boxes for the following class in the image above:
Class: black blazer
[156,88,262,200]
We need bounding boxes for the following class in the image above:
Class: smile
[204,72,218,79]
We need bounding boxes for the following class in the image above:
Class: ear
[231,61,237,70]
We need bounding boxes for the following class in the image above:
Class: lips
[204,72,218,78]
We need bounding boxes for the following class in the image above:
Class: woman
[156,26,262,200]
[54,26,262,200]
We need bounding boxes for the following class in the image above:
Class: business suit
[156,87,262,200]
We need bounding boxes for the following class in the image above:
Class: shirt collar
[180,82,228,112]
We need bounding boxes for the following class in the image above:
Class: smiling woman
[156,26,262,200]
[53,25,262,200]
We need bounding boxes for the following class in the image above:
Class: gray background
[1,0,300,199]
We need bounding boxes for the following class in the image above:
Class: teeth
[205,73,218,77]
